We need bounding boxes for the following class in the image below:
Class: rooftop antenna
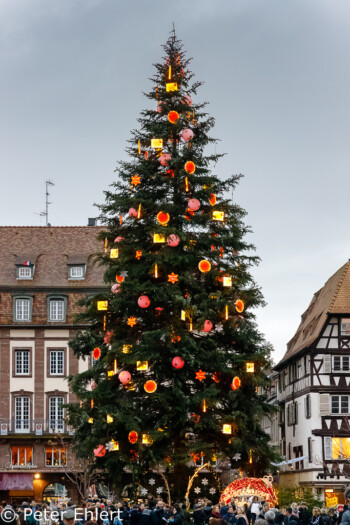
[39,180,55,226]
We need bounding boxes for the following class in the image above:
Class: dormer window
[15,255,37,280]
[68,265,85,280]
[17,265,34,280]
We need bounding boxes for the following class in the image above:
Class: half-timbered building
[274,260,350,502]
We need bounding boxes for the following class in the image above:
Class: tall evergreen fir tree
[67,31,276,497]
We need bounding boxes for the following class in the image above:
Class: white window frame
[45,447,67,467]
[68,265,85,280]
[331,395,349,414]
[14,297,32,322]
[332,355,350,372]
[341,318,350,336]
[49,298,65,322]
[15,350,30,375]
[17,266,33,280]
[49,350,64,376]
[15,396,30,433]
[11,445,33,466]
[49,396,64,432]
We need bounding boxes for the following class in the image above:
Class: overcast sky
[1,0,350,363]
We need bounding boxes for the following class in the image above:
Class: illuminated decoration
[108,439,119,451]
[168,111,180,124]
[103,315,106,331]
[171,333,181,343]
[219,478,278,506]
[136,361,148,371]
[106,414,113,424]
[188,198,200,211]
[203,320,213,332]
[127,317,137,327]
[153,233,166,243]
[97,301,108,311]
[137,204,142,219]
[231,376,241,391]
[168,65,171,79]
[128,431,138,444]
[122,345,132,353]
[166,168,175,177]
[213,372,221,383]
[220,247,224,258]
[116,275,125,283]
[223,276,232,287]
[185,177,189,192]
[157,211,170,226]
[114,359,117,374]
[222,424,232,434]
[182,94,193,106]
[235,300,245,313]
[138,140,141,154]
[144,380,157,393]
[209,193,217,206]
[154,263,158,278]
[202,399,207,413]
[212,210,225,221]
[151,138,163,149]
[93,347,101,360]
[225,304,229,320]
[131,175,141,187]
[90,399,94,408]
[138,295,151,308]
[189,319,193,331]
[172,356,184,369]
[119,214,123,225]
[166,82,178,92]
[167,234,180,247]
[246,362,255,373]
[198,260,211,273]
[181,310,186,321]
[185,161,196,174]
[129,207,138,218]
[142,434,153,445]
[159,153,171,166]
[119,371,131,385]
[181,128,194,142]
[249,449,253,464]
[126,381,135,391]
[88,417,93,424]
[107,370,114,379]
[135,250,142,259]
[94,445,106,457]
[168,272,179,284]
[144,150,149,160]
[104,237,108,253]
[195,370,206,382]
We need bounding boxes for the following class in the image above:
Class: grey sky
[1,0,350,363]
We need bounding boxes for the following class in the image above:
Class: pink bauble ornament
[172,356,185,369]
[138,295,150,308]
[159,153,171,166]
[91,381,97,391]
[119,371,131,385]
[94,445,106,457]
[157,103,164,114]
[129,208,138,218]
[111,284,121,294]
[203,320,213,332]
[167,234,180,247]
[182,95,193,107]
[104,331,113,344]
[114,236,125,242]
[188,198,200,211]
[181,129,194,142]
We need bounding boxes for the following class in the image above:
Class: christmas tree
[67,30,276,498]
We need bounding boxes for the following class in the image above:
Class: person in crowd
[235,506,248,525]
[341,491,350,525]
[250,498,261,525]
[221,506,236,525]
[151,501,164,525]
[211,506,221,520]
[193,505,209,525]
[169,504,183,525]
[260,505,270,520]
[310,508,320,525]
[203,502,213,524]
[319,509,332,525]
[264,511,276,525]
[181,504,192,525]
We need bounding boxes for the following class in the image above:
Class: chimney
[88,218,97,226]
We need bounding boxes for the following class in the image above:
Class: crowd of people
[1,490,350,525]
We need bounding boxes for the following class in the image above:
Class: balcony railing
[0,420,74,436]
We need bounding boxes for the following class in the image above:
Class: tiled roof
[0,226,106,288]
[275,260,350,368]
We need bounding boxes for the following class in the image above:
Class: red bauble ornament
[168,110,180,124]
[198,259,211,273]
[167,234,180,247]
[231,376,241,391]
[128,431,138,444]
[144,380,157,393]
[203,320,213,332]
[93,347,101,360]
[128,208,138,218]
[114,236,125,242]
[235,300,245,313]
[138,295,150,308]
[182,95,193,107]
[159,153,171,166]
[111,284,121,294]
[94,445,106,457]
[157,211,170,225]
[116,275,124,283]
[172,356,185,369]
[188,198,200,211]
[209,194,217,206]
[119,371,131,385]
[181,129,194,142]
[185,161,196,174]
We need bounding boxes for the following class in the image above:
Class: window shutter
[323,355,331,373]
[320,393,330,415]
[294,402,298,424]
[324,436,332,460]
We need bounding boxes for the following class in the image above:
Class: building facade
[0,226,105,503]
[274,260,350,503]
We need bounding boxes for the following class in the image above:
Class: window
[14,297,32,321]
[330,437,350,460]
[48,298,65,322]
[287,402,298,425]
[68,265,85,280]
[45,447,66,466]
[341,318,350,335]
[17,266,33,279]
[333,356,350,372]
[49,350,64,376]
[331,395,349,414]
[11,446,33,466]
[304,394,311,419]
[15,396,30,432]
[49,396,64,431]
[15,350,30,375]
